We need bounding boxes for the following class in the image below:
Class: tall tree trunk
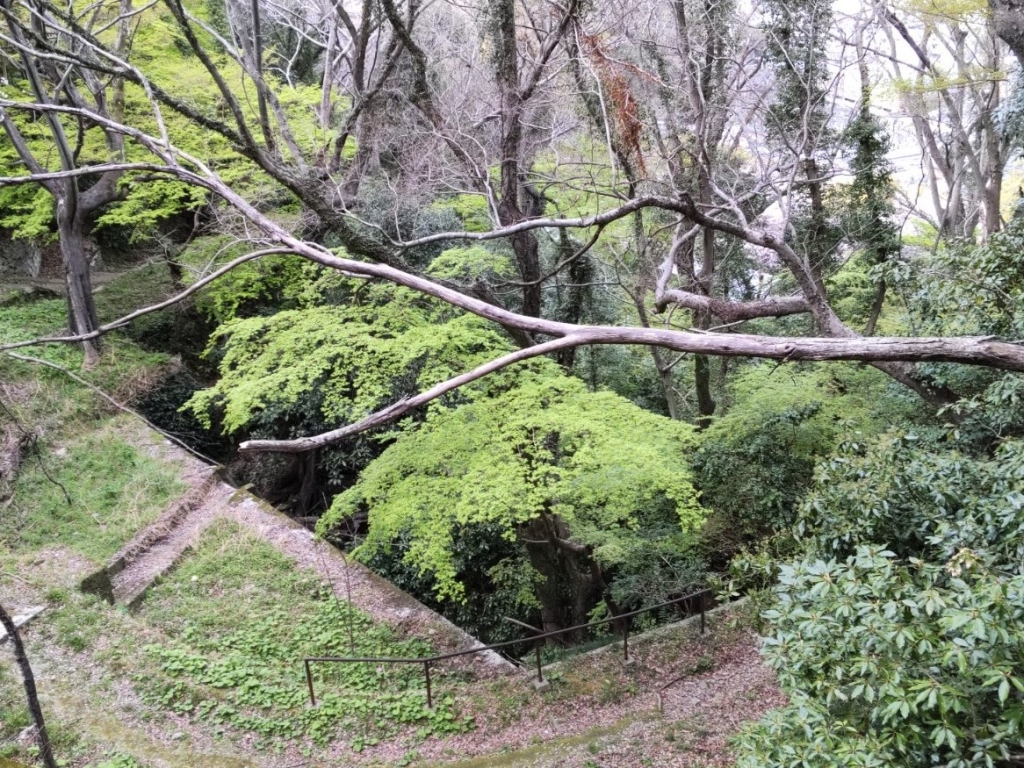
[554,231,591,369]
[318,24,337,129]
[520,517,602,640]
[633,290,681,419]
[694,354,715,427]
[58,206,101,367]
[694,172,717,428]
[992,0,1024,64]
[491,0,543,320]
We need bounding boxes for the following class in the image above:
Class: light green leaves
[320,370,701,602]
[186,282,512,433]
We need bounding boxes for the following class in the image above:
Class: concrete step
[111,483,235,609]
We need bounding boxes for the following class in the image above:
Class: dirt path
[397,617,785,768]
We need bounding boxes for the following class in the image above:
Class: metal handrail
[303,587,712,707]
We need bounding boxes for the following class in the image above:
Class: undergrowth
[137,520,474,752]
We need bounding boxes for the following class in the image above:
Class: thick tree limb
[392,195,671,248]
[239,336,581,452]
[239,326,1024,453]
[0,112,58,195]
[0,163,179,186]
[655,288,810,322]
[992,0,1024,64]
[0,83,1012,420]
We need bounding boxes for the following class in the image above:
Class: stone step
[111,483,236,609]
[106,466,221,579]
[0,606,46,643]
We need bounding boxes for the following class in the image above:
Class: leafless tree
[871,2,1010,240]
[0,0,136,365]
[2,0,1024,446]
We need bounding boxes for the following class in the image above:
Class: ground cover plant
[136,520,472,753]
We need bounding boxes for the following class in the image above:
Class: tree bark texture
[57,207,101,367]
[520,516,602,640]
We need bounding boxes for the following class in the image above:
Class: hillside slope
[0,285,781,767]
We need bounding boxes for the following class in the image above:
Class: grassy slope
[0,275,462,766]
[1,276,198,767]
[135,519,466,754]
[0,274,777,768]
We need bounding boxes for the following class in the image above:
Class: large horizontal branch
[2,114,1019,372]
[238,327,1024,454]
[655,288,810,322]
[393,195,676,248]
[651,238,810,322]
[0,162,179,185]
[0,98,212,176]
[281,245,1022,367]
[391,191,776,252]
[239,336,581,453]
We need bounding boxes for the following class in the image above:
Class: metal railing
[303,587,712,708]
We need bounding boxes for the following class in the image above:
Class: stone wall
[0,236,42,279]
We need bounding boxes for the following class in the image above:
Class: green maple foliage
[320,368,703,602]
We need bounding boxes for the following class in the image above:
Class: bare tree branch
[0,248,291,354]
[239,336,582,452]
[238,326,1024,453]
[655,289,810,322]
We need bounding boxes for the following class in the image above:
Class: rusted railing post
[424,661,433,708]
[622,616,630,662]
[305,659,317,707]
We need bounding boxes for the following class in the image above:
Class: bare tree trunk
[318,23,337,129]
[491,0,543,320]
[0,602,57,768]
[520,516,602,639]
[633,291,681,419]
[864,280,886,337]
[992,0,1024,63]
[57,207,101,368]
[693,174,717,428]
[656,354,681,421]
